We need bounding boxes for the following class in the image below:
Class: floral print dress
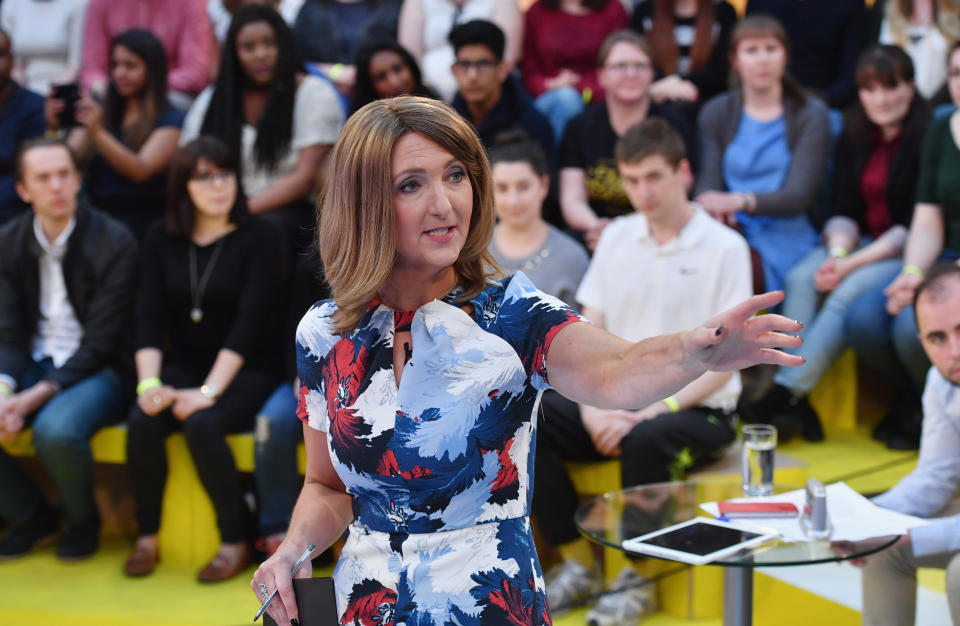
[296,272,583,625]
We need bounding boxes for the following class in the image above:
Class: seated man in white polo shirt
[532,118,753,624]
[861,261,960,626]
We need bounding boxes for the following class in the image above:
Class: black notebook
[263,577,337,626]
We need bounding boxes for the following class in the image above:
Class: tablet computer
[621,517,778,565]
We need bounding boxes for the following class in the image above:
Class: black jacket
[0,204,138,389]
[452,76,557,170]
[831,117,930,233]
[293,0,401,64]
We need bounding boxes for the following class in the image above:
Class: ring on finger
[258,582,270,600]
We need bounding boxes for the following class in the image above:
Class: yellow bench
[2,427,306,569]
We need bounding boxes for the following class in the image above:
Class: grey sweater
[694,89,831,217]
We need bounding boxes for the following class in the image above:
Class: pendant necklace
[188,238,226,324]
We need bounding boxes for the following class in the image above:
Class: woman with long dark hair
[46,28,183,240]
[180,4,342,252]
[694,15,830,298]
[745,45,932,445]
[123,136,283,582]
[350,39,437,113]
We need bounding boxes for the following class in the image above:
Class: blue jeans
[534,86,584,148]
[776,247,902,394]
[0,359,126,528]
[253,382,303,536]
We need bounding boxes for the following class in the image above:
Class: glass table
[575,480,900,626]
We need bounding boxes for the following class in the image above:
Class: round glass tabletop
[574,480,900,568]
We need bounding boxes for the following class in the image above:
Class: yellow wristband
[829,246,848,258]
[136,377,162,396]
[902,265,924,277]
[0,382,12,396]
[328,63,344,81]
[581,87,593,104]
[662,396,680,413]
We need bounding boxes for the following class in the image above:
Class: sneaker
[586,566,657,626]
[57,517,100,560]
[0,505,59,560]
[746,383,823,442]
[544,559,600,614]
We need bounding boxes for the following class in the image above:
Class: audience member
[522,0,628,145]
[695,15,829,293]
[292,0,401,98]
[253,249,328,557]
[449,20,554,164]
[80,0,214,110]
[0,138,138,561]
[487,132,587,306]
[181,4,343,254]
[745,0,867,110]
[123,137,283,582]
[0,0,87,96]
[398,0,522,101]
[631,0,737,109]
[209,0,302,44]
[858,262,960,626]
[844,41,960,450]
[746,45,931,446]
[534,119,750,622]
[559,30,695,251]
[47,29,183,242]
[879,0,960,102]
[0,28,45,222]
[350,39,438,112]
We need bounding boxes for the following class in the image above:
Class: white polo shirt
[576,205,752,412]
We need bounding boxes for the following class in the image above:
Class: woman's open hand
[683,291,803,372]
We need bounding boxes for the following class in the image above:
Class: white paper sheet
[699,482,928,542]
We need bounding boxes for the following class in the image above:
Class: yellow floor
[1,426,921,625]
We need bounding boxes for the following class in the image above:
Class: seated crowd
[1,0,960,623]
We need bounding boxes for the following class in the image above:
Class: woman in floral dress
[251,96,803,625]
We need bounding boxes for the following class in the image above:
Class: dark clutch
[263,577,337,626]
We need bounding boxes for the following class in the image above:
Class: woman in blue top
[45,29,182,241]
[248,96,804,625]
[694,15,830,294]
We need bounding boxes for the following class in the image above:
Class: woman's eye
[398,179,420,193]
[449,168,466,182]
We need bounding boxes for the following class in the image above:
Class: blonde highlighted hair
[317,96,498,335]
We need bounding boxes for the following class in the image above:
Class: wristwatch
[199,383,220,400]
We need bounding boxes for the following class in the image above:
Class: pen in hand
[253,544,316,622]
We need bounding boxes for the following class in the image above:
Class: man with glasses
[449,20,555,168]
[0,138,138,561]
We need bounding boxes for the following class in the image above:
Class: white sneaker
[586,566,657,626]
[544,558,600,614]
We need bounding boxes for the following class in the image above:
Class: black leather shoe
[0,505,59,560]
[57,517,100,560]
[768,389,824,442]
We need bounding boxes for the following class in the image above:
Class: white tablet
[621,516,778,565]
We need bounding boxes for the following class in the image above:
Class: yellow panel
[755,571,861,625]
[809,349,858,435]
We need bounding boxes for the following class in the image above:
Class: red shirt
[521,0,628,100]
[859,133,900,239]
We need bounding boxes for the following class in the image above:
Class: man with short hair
[532,118,752,625]
[0,138,138,560]
[0,27,45,222]
[860,261,960,625]
[449,20,555,166]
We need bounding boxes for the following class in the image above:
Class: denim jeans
[775,246,902,394]
[533,86,584,148]
[0,359,126,528]
[253,382,303,536]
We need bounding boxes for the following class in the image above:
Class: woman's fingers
[747,313,803,335]
[756,348,805,367]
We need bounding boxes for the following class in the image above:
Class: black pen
[253,544,316,622]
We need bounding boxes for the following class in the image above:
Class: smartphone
[51,82,80,128]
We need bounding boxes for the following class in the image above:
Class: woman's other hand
[137,385,176,416]
[251,543,314,625]
[171,388,215,421]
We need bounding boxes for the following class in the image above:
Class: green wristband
[663,396,680,413]
[137,377,162,396]
[902,265,924,277]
